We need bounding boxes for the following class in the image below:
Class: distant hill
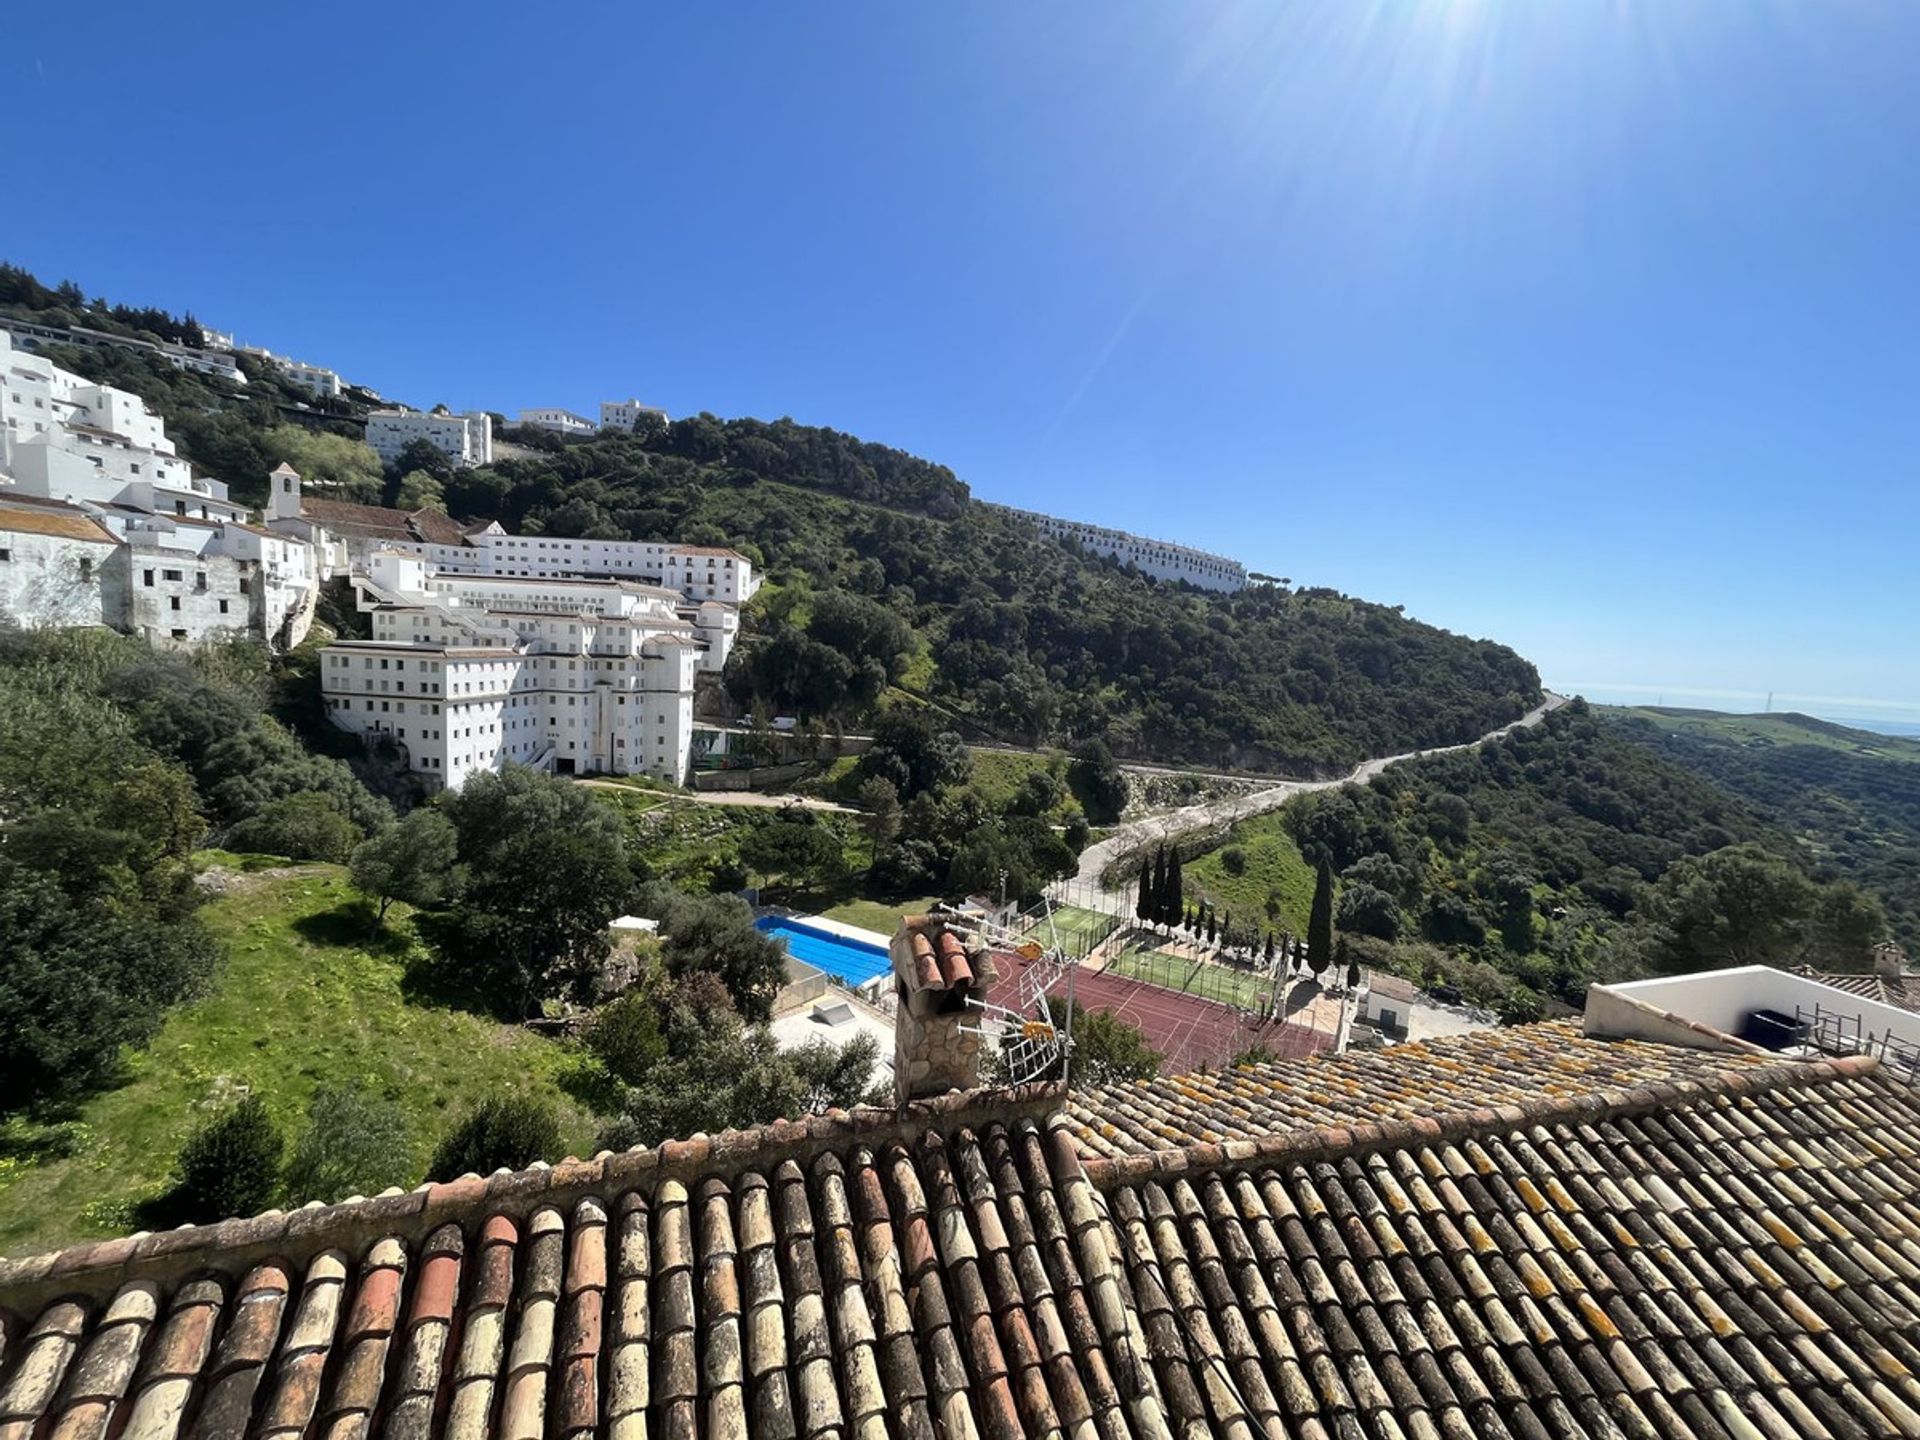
[1604,706,1920,948]
[2,262,1542,775]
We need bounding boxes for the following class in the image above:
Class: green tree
[1167,850,1185,927]
[639,882,790,1022]
[225,790,362,861]
[855,776,902,870]
[172,1095,283,1223]
[789,1031,882,1111]
[1307,858,1334,975]
[1336,883,1402,941]
[394,469,445,511]
[263,424,383,498]
[739,813,846,897]
[1641,843,1818,972]
[430,1095,560,1179]
[349,808,464,926]
[855,709,971,799]
[283,1086,412,1205]
[0,860,218,1107]
[581,988,668,1085]
[440,768,634,1010]
[1805,883,1889,970]
[1068,740,1129,825]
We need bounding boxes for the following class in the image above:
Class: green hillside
[2,262,1541,776]
[1604,707,1920,948]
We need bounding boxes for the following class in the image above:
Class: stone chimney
[1874,940,1909,979]
[890,914,1001,1104]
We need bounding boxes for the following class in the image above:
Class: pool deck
[790,913,894,951]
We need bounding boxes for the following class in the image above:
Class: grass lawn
[1107,944,1276,1009]
[1025,903,1121,956]
[816,894,943,937]
[1185,814,1317,934]
[0,861,603,1259]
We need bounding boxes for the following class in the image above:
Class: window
[163,569,182,582]
[171,628,188,640]
[169,596,181,612]
[143,569,154,587]
[218,599,229,614]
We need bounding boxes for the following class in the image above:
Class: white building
[0,319,245,384]
[427,526,759,606]
[117,512,317,648]
[986,502,1247,593]
[364,409,493,469]
[0,495,124,630]
[319,550,702,790]
[225,341,346,399]
[599,398,668,432]
[0,335,318,647]
[282,361,343,399]
[518,408,596,437]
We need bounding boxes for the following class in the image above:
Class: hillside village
[4,271,1920,1440]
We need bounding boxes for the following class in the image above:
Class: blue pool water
[755,916,892,987]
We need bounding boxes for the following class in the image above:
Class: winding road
[1066,693,1568,895]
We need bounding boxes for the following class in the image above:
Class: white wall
[1588,966,1920,1054]
[0,529,117,628]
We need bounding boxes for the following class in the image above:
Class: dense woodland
[1273,701,1892,1018]
[1606,709,1920,951]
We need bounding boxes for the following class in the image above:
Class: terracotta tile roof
[406,508,471,548]
[3,1033,1918,1440]
[295,498,475,549]
[298,496,416,540]
[1801,970,1920,1015]
[1366,971,1419,1003]
[1088,1056,1920,1440]
[0,500,118,545]
[1065,1021,1780,1159]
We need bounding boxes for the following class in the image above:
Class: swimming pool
[755,916,893,987]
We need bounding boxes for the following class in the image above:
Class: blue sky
[8,3,1919,725]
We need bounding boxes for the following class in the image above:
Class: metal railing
[1795,1003,1920,1087]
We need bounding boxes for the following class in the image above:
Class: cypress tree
[1135,854,1154,924]
[1307,858,1334,976]
[1151,848,1170,927]
[1264,932,1276,967]
[1204,906,1217,944]
[1167,851,1184,928]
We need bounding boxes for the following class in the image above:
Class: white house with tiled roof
[0,495,125,630]
[318,551,702,788]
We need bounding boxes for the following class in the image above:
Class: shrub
[173,1095,283,1223]
[283,1086,412,1204]
[225,792,362,861]
[429,1095,560,1180]
[1221,846,1248,876]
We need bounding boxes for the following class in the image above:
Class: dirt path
[577,778,856,814]
[1066,693,1568,895]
